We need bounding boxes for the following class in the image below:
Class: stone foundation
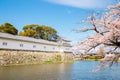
[0,50,74,66]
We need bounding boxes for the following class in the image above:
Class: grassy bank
[1,60,74,66]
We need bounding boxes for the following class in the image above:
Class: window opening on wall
[53,47,55,50]
[20,44,23,47]
[44,46,46,49]
[66,48,69,50]
[3,42,7,46]
[33,45,36,48]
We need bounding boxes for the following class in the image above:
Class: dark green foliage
[88,55,102,61]
[0,23,18,35]
[0,22,59,41]
[20,24,59,41]
[55,55,62,61]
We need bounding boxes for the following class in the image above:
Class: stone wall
[0,50,74,66]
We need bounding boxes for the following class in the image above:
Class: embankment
[0,50,74,66]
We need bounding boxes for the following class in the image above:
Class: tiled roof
[0,32,58,45]
[58,37,71,42]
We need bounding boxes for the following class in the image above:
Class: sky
[0,0,118,43]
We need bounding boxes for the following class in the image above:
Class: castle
[0,32,72,52]
[0,32,73,65]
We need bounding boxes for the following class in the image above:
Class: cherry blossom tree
[74,2,120,71]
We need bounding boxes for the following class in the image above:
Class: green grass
[44,60,53,64]
[88,55,102,61]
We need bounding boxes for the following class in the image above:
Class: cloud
[46,0,115,9]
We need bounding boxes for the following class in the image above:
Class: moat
[0,61,120,80]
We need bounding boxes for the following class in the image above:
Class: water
[0,61,120,80]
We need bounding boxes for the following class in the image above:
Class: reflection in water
[0,61,120,80]
[0,63,73,80]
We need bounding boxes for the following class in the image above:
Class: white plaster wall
[0,38,72,52]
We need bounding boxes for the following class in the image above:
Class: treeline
[0,22,59,41]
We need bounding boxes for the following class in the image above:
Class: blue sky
[0,0,117,43]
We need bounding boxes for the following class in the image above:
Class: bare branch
[72,27,94,33]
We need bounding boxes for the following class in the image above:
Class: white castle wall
[0,32,72,53]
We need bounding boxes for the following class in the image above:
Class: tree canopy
[19,24,58,41]
[0,23,59,41]
[74,2,120,71]
[19,30,37,38]
[0,22,18,35]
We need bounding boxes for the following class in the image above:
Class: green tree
[0,22,18,35]
[19,30,37,38]
[23,24,39,31]
[19,24,58,41]
[20,24,40,38]
[41,26,58,41]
